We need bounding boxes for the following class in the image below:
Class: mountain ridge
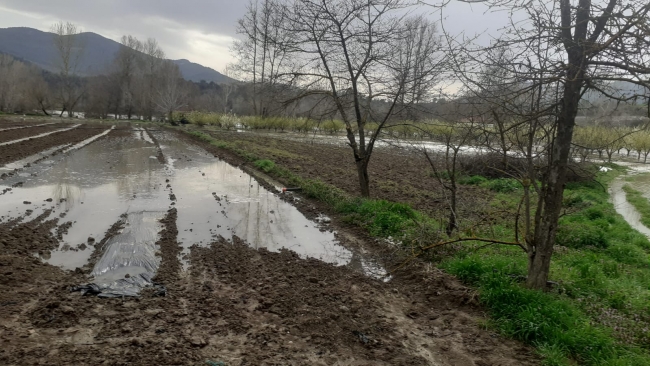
[0,27,234,83]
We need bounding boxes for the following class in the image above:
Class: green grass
[254,159,275,173]
[182,129,650,365]
[458,175,521,193]
[445,164,650,364]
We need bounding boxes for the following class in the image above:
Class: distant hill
[0,27,235,83]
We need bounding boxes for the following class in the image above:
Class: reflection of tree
[45,131,166,210]
[51,156,82,210]
[109,137,164,199]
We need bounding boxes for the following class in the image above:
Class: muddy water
[609,178,650,236]
[0,128,352,296]
[153,132,352,268]
[0,129,169,272]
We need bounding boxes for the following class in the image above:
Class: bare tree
[221,65,239,113]
[423,119,479,235]
[114,35,144,119]
[140,38,166,120]
[51,21,85,117]
[233,0,294,116]
[439,0,650,289]
[155,61,189,122]
[247,0,445,197]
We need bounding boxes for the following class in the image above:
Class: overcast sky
[0,0,508,73]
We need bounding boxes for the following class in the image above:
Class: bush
[322,120,345,134]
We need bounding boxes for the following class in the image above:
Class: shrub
[338,199,416,237]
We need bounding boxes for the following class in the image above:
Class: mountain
[0,27,234,83]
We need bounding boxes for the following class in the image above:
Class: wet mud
[0,122,539,365]
[187,129,490,219]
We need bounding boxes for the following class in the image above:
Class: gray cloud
[0,0,508,73]
[0,0,249,72]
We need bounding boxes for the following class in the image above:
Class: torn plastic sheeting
[77,211,164,297]
[91,213,162,278]
[71,272,166,298]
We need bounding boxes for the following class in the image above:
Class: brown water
[0,128,355,295]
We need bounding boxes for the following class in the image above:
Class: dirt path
[0,123,539,365]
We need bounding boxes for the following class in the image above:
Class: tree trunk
[446,182,457,236]
[356,158,370,198]
[527,69,582,290]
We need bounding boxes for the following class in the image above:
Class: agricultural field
[178,122,650,365]
[0,117,545,365]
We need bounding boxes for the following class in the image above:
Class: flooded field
[0,125,350,296]
[0,121,540,366]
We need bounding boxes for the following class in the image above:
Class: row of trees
[0,22,224,121]
[0,55,46,113]
[231,0,650,290]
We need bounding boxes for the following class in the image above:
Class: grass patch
[254,159,275,173]
[458,175,520,193]
[445,164,650,364]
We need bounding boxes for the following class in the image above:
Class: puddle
[1,128,366,296]
[610,176,650,237]
[0,131,170,272]
[153,132,353,269]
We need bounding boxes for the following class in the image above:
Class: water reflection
[153,132,353,268]
[0,128,384,295]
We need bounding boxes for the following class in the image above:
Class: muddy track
[145,127,166,164]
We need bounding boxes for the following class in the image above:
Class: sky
[0,0,510,74]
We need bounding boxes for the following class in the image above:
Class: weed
[481,178,521,193]
[254,159,275,173]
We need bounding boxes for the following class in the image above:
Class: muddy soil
[0,124,539,365]
[0,213,537,366]
[194,129,490,219]
[0,125,112,166]
[0,119,53,129]
[0,124,71,144]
